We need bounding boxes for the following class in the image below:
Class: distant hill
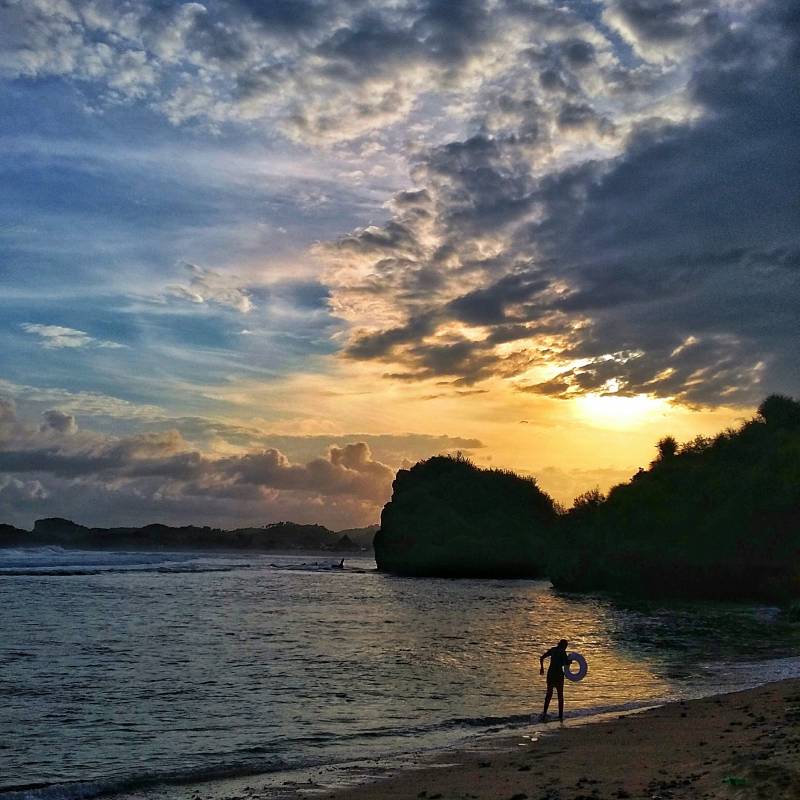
[334,524,379,549]
[374,454,557,577]
[0,518,368,553]
[6,396,798,600]
[550,394,800,601]
[0,523,27,543]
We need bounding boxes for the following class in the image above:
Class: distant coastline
[5,394,799,602]
[0,517,378,553]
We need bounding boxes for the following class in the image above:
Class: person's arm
[539,648,551,675]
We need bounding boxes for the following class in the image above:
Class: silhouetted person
[539,639,572,722]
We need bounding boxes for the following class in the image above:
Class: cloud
[0,474,48,505]
[162,418,484,463]
[0,387,492,527]
[40,409,77,435]
[323,0,800,407]
[0,0,637,146]
[0,423,396,503]
[602,0,716,63]
[165,263,254,313]
[218,442,393,503]
[0,379,166,421]
[21,323,124,350]
[0,393,399,527]
[0,396,15,424]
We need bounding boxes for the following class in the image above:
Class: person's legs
[542,683,554,719]
[556,679,564,721]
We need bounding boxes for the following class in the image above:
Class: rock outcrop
[551,394,800,601]
[374,454,557,577]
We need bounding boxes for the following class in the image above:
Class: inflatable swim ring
[564,651,588,682]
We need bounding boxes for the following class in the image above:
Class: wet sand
[324,678,800,800]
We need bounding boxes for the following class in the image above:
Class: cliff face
[375,396,800,599]
[374,455,557,577]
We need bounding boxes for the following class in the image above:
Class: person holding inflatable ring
[539,638,572,723]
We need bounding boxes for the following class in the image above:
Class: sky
[0,0,797,530]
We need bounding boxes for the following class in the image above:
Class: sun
[574,392,671,429]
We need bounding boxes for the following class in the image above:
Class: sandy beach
[325,678,800,800]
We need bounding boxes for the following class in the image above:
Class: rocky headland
[374,453,558,577]
[375,395,800,601]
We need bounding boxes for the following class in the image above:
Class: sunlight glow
[575,392,671,429]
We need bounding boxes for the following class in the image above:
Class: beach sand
[324,678,800,800]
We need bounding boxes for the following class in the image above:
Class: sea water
[2,548,800,799]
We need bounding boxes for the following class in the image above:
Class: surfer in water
[539,639,572,722]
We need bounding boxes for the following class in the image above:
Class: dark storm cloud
[334,221,421,258]
[40,409,77,435]
[4,1,798,418]
[408,339,495,383]
[604,0,713,47]
[411,135,536,236]
[343,274,560,373]
[316,14,420,71]
[521,2,800,403]
[311,0,492,75]
[346,314,438,360]
[562,39,596,67]
[557,102,610,133]
[232,0,328,33]
[328,0,800,406]
[447,273,551,326]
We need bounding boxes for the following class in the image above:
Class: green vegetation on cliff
[375,396,800,601]
[551,395,800,601]
[374,454,557,577]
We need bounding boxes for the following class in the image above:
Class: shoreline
[318,677,800,800]
[5,677,800,800]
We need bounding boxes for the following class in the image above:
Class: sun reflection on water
[2,554,799,790]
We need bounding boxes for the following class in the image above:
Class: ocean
[2,548,799,800]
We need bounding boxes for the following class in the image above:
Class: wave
[0,565,244,577]
[0,550,372,576]
[0,546,68,558]
[0,759,293,800]
[321,697,664,742]
[0,548,259,576]
[0,697,666,800]
[267,562,359,573]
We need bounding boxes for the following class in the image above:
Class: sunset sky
[1,0,797,529]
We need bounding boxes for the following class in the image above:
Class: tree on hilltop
[758,394,800,429]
